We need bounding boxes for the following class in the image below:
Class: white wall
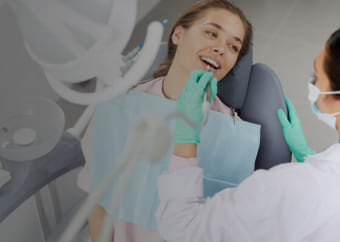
[136,0,161,22]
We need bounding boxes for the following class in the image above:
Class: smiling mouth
[200,57,220,71]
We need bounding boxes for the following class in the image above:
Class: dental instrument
[202,65,212,125]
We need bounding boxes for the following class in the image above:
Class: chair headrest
[141,42,253,111]
[217,43,253,111]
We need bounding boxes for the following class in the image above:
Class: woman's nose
[212,42,225,55]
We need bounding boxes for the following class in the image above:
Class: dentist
[156,28,340,242]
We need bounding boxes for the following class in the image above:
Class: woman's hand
[277,96,316,162]
[174,70,217,144]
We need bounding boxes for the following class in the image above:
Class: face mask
[308,76,340,129]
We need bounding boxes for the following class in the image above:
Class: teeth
[200,57,219,69]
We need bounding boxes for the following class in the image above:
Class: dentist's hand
[277,97,316,162]
[174,70,217,144]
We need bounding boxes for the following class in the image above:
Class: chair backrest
[240,63,291,169]
[141,42,291,169]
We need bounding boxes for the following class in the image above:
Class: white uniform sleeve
[156,162,334,242]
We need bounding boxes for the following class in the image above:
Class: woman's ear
[172,25,184,45]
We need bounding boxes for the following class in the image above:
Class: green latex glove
[277,96,316,162]
[174,70,217,144]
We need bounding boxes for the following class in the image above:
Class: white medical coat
[156,144,340,242]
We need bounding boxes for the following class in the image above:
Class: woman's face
[171,8,245,81]
[313,45,338,114]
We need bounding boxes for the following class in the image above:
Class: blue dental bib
[89,90,260,230]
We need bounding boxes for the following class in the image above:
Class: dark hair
[324,28,340,99]
[153,0,252,78]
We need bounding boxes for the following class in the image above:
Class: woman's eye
[229,44,239,52]
[206,31,217,38]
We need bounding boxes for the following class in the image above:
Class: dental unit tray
[0,96,65,161]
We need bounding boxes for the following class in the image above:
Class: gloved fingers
[277,108,291,129]
[197,71,214,90]
[186,70,206,90]
[209,77,218,103]
[284,96,300,125]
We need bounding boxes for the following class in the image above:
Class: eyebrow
[204,22,242,44]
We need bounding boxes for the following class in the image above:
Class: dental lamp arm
[47,21,163,105]
[277,97,316,162]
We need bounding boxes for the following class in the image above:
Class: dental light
[0,0,164,162]
[4,0,163,105]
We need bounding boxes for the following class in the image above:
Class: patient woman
[77,0,252,241]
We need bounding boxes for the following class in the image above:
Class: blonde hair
[153,0,252,78]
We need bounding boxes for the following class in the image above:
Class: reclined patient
[77,0,256,241]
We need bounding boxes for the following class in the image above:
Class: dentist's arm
[156,73,321,242]
[156,156,327,242]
